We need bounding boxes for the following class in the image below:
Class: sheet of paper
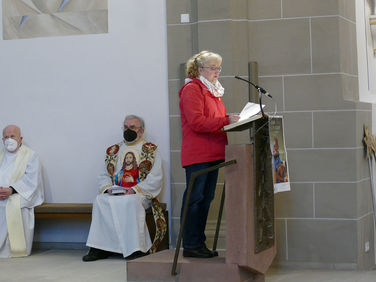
[238,102,265,122]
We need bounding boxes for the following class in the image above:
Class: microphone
[234,75,272,98]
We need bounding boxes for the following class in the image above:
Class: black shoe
[183,247,214,258]
[125,251,148,260]
[204,245,218,257]
[82,248,111,262]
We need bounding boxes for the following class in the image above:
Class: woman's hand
[228,114,240,124]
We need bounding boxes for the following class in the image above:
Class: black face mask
[123,129,138,142]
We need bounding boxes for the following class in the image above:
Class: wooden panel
[35,203,92,214]
[35,214,92,219]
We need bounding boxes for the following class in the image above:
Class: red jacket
[179,78,229,167]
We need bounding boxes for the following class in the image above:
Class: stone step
[127,250,264,282]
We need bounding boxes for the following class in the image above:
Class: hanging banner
[269,116,290,193]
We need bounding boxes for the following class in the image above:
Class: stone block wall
[167,0,373,269]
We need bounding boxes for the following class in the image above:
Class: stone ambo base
[127,250,265,282]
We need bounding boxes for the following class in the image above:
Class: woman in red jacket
[179,51,239,258]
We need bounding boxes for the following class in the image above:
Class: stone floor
[1,249,376,282]
[266,267,376,282]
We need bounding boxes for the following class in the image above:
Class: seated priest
[0,125,44,258]
[83,114,165,261]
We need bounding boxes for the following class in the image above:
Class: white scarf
[184,76,225,97]
[199,75,224,97]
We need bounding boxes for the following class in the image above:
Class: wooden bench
[34,203,169,252]
[35,203,93,218]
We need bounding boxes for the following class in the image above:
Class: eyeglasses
[123,125,141,131]
[202,66,222,72]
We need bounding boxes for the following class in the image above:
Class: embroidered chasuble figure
[0,125,44,258]
[83,115,166,261]
[115,151,139,188]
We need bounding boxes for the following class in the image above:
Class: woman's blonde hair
[185,51,222,78]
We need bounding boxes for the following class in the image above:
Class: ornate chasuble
[105,141,157,184]
[0,145,32,257]
[104,140,167,253]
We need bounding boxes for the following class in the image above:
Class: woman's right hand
[228,114,240,124]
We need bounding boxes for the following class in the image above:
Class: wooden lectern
[224,116,276,281]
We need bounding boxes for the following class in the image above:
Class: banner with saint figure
[269,116,290,193]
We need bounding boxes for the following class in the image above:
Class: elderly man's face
[124,118,144,140]
[2,126,22,152]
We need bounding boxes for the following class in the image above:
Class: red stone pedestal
[225,144,276,273]
[127,250,264,282]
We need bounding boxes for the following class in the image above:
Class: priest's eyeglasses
[123,125,141,131]
[202,66,222,72]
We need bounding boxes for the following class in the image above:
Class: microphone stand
[257,88,265,118]
[234,76,271,118]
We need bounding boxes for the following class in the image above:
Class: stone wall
[167,0,373,269]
